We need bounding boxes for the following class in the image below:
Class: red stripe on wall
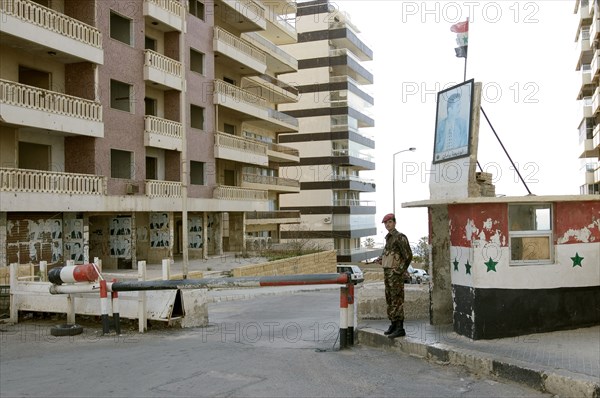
[554,201,600,244]
[448,204,508,247]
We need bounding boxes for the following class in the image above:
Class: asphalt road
[0,290,551,397]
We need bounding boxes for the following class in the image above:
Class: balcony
[0,168,106,195]
[593,124,600,150]
[245,210,301,225]
[0,79,103,137]
[331,148,375,170]
[595,166,600,184]
[213,80,298,131]
[242,75,299,104]
[143,50,183,91]
[145,180,182,198]
[0,0,103,64]
[583,96,594,118]
[333,199,375,207]
[262,6,297,45]
[214,27,267,75]
[591,18,600,42]
[213,185,268,201]
[576,29,592,70]
[214,0,266,31]
[266,142,299,163]
[242,32,298,74]
[214,131,268,166]
[144,116,183,151]
[241,173,300,193]
[585,163,597,184]
[592,89,600,115]
[143,0,185,32]
[591,50,600,82]
[329,48,374,85]
[328,21,373,62]
[336,247,383,263]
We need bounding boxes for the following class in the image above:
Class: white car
[407,266,430,284]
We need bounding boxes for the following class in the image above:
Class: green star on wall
[453,258,459,271]
[485,257,498,272]
[465,260,471,275]
[571,253,584,267]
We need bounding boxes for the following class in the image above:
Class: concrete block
[357,282,429,321]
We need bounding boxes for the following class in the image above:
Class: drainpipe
[180,10,189,278]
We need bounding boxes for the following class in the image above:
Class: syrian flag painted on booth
[451,19,468,58]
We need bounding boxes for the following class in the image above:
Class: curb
[357,328,600,398]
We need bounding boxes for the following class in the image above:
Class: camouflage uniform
[382,229,413,322]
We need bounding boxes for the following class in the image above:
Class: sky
[329,0,579,245]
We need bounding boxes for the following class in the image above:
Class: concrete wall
[232,250,337,277]
[357,283,429,321]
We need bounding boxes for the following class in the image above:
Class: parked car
[411,267,430,284]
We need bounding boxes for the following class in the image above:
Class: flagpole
[463,18,468,82]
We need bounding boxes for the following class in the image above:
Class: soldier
[376,213,413,339]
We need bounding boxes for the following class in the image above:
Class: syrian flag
[451,19,468,58]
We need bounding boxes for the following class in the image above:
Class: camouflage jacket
[381,229,413,272]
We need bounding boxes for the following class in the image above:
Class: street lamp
[392,147,416,215]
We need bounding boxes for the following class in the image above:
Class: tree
[411,236,430,266]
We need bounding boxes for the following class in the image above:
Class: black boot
[387,321,406,339]
[384,321,396,335]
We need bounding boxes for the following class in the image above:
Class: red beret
[382,213,395,223]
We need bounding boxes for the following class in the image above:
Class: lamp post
[392,147,416,215]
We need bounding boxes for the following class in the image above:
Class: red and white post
[111,278,121,335]
[339,285,348,349]
[100,279,110,335]
[347,283,355,346]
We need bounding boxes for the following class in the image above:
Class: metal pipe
[49,273,351,294]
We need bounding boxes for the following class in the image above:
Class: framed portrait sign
[433,79,474,164]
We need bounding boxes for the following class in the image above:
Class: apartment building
[0,0,302,269]
[575,0,600,194]
[277,0,381,263]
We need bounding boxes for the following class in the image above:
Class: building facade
[0,0,303,269]
[277,0,380,263]
[575,0,600,194]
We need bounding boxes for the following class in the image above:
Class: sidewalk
[358,319,599,398]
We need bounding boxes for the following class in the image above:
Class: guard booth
[403,80,600,339]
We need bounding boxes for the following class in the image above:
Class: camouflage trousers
[384,268,405,322]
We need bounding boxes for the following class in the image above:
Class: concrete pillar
[215,213,223,255]
[0,212,7,267]
[429,205,453,325]
[202,212,208,259]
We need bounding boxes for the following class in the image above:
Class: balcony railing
[333,199,375,206]
[213,185,268,200]
[0,79,103,122]
[144,50,183,80]
[242,173,299,188]
[145,0,185,19]
[245,211,300,220]
[145,180,182,198]
[242,32,298,69]
[0,0,102,49]
[266,142,299,157]
[145,116,183,139]
[331,148,374,162]
[267,108,298,127]
[215,131,268,157]
[331,174,375,184]
[0,168,106,195]
[214,79,269,108]
[214,26,267,65]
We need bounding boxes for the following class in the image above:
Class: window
[110,12,132,45]
[190,161,205,185]
[189,0,205,20]
[145,97,157,116]
[111,80,132,112]
[19,142,49,171]
[509,204,553,264]
[146,157,157,180]
[190,105,205,130]
[190,49,205,75]
[145,36,157,51]
[111,149,133,179]
[223,123,235,135]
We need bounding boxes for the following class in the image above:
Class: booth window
[509,204,553,264]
